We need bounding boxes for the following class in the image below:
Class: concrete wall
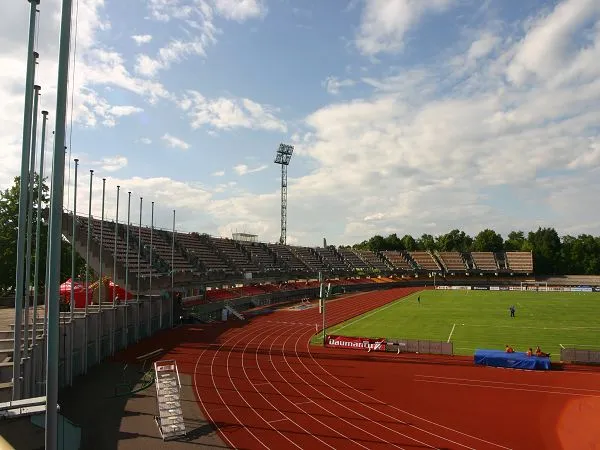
[13,296,172,399]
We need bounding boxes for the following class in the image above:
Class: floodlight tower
[274,143,294,245]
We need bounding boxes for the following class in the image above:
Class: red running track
[118,288,600,449]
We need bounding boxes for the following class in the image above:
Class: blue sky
[2,0,600,245]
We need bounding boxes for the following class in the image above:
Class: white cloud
[139,137,152,145]
[132,34,153,45]
[506,0,600,86]
[161,133,190,150]
[213,0,267,22]
[138,0,266,78]
[356,0,456,55]
[323,76,355,95]
[212,170,225,176]
[233,164,268,175]
[98,156,128,172]
[180,90,287,132]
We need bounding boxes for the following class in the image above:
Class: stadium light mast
[274,143,294,245]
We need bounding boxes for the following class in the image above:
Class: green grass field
[318,290,600,360]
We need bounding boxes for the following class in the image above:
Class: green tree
[0,175,85,293]
[473,229,504,252]
[527,227,562,275]
[400,234,418,251]
[504,231,526,251]
[436,229,473,252]
[418,234,436,251]
[384,233,403,250]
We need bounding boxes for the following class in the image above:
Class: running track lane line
[278,323,434,449]
[305,290,509,450]
[221,322,309,449]
[264,323,398,449]
[413,378,600,398]
[193,324,268,450]
[292,322,460,449]
[414,375,600,394]
[239,322,336,449]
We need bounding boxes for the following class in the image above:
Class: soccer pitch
[322,290,600,360]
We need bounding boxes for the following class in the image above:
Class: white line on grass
[447,323,456,343]
[560,344,565,349]
[327,296,408,334]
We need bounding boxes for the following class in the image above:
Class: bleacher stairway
[224,302,245,320]
[154,360,186,441]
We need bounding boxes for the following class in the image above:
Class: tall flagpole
[136,197,142,342]
[23,84,41,364]
[84,169,93,373]
[46,0,74,444]
[32,110,48,350]
[69,158,78,386]
[13,32,39,399]
[98,178,105,361]
[124,191,131,348]
[111,186,119,355]
[31,109,48,397]
[149,201,154,336]
[171,210,175,328]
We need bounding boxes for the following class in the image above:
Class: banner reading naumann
[326,335,386,352]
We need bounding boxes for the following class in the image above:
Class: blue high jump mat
[474,349,551,370]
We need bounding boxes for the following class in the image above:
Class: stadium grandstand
[60,212,540,302]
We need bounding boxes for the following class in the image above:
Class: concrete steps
[0,362,13,384]
[0,382,12,402]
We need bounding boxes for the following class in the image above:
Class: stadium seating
[267,243,309,272]
[336,247,370,271]
[314,247,348,272]
[381,250,414,271]
[436,252,467,272]
[290,246,328,272]
[78,216,156,277]
[471,252,499,272]
[408,251,441,272]
[354,249,390,271]
[505,252,534,273]
[174,232,232,273]
[209,237,260,273]
[238,241,281,272]
[131,227,195,273]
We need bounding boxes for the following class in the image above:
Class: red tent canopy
[60,278,133,308]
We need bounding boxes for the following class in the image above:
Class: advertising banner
[326,335,386,352]
[472,286,489,290]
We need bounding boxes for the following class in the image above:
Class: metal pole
[70,159,78,322]
[84,170,93,373]
[31,109,48,396]
[111,186,119,355]
[13,24,39,398]
[320,272,326,345]
[124,192,131,348]
[46,0,74,444]
[23,85,41,364]
[68,158,78,387]
[98,178,105,361]
[136,197,142,342]
[171,209,175,328]
[32,110,48,349]
[149,201,153,336]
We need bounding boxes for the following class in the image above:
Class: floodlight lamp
[274,143,294,165]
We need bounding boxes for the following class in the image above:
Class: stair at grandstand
[154,360,186,441]
[224,304,245,320]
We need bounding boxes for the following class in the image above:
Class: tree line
[0,175,85,294]
[352,228,600,276]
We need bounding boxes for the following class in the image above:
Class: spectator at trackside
[535,346,550,357]
[505,345,515,353]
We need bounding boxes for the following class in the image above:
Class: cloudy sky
[1,0,600,246]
